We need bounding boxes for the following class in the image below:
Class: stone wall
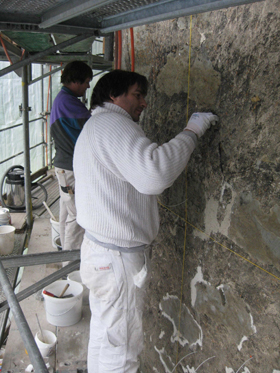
[121,1,280,372]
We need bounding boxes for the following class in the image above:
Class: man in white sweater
[73,70,218,373]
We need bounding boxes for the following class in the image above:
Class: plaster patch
[194,281,257,345]
[156,50,221,106]
[194,182,236,240]
[191,266,211,307]
[160,293,203,348]
[159,330,165,339]
[229,194,280,268]
[200,33,206,45]
[272,371,280,373]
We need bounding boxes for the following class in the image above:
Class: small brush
[36,313,45,343]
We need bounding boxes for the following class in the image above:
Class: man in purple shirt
[50,61,93,253]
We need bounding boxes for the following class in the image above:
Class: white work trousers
[80,235,151,373]
[55,167,84,251]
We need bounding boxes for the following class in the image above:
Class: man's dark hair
[90,69,148,109]
[61,61,93,85]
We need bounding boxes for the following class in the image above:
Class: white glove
[185,112,218,137]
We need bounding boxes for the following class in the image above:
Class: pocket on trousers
[81,261,119,302]
[133,247,151,289]
[99,331,126,369]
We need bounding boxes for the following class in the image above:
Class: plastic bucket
[42,280,83,327]
[0,225,15,255]
[0,208,11,225]
[67,270,89,305]
[35,329,57,358]
[54,237,62,251]
[50,218,60,249]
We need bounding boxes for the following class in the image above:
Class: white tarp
[0,39,107,182]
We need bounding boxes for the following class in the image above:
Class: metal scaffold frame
[0,32,113,371]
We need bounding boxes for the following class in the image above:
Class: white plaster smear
[160,293,203,348]
[154,346,173,373]
[237,336,248,351]
[191,266,211,307]
[182,366,196,373]
[194,182,236,240]
[250,313,257,334]
[273,371,280,373]
[154,346,199,373]
[226,367,250,373]
[237,313,257,351]
[200,32,206,45]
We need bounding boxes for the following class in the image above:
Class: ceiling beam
[39,0,116,29]
[101,0,265,33]
[0,33,95,77]
[0,22,99,36]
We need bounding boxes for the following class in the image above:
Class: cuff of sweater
[182,130,198,147]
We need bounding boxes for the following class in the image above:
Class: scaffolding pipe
[22,63,33,228]
[0,261,49,372]
[41,65,46,168]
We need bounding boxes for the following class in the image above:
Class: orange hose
[0,34,13,64]
[130,28,135,72]
[117,30,122,69]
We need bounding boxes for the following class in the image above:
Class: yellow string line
[175,15,193,370]
[158,200,280,282]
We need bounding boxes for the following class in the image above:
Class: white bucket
[0,225,15,255]
[0,208,11,226]
[50,218,60,249]
[35,329,57,358]
[67,270,89,305]
[42,280,83,327]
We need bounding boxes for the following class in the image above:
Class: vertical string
[175,14,193,371]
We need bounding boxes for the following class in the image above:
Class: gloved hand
[185,112,219,137]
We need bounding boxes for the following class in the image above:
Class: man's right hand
[185,112,219,137]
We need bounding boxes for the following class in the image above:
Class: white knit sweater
[73,103,197,248]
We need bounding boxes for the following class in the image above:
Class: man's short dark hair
[61,61,93,85]
[90,69,148,109]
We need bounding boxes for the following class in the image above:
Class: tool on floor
[36,313,45,343]
[43,201,57,221]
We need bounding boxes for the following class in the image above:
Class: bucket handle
[46,297,81,317]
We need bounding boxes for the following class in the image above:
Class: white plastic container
[50,218,60,249]
[0,225,15,255]
[35,329,57,358]
[0,208,11,226]
[42,280,83,327]
[67,270,89,305]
